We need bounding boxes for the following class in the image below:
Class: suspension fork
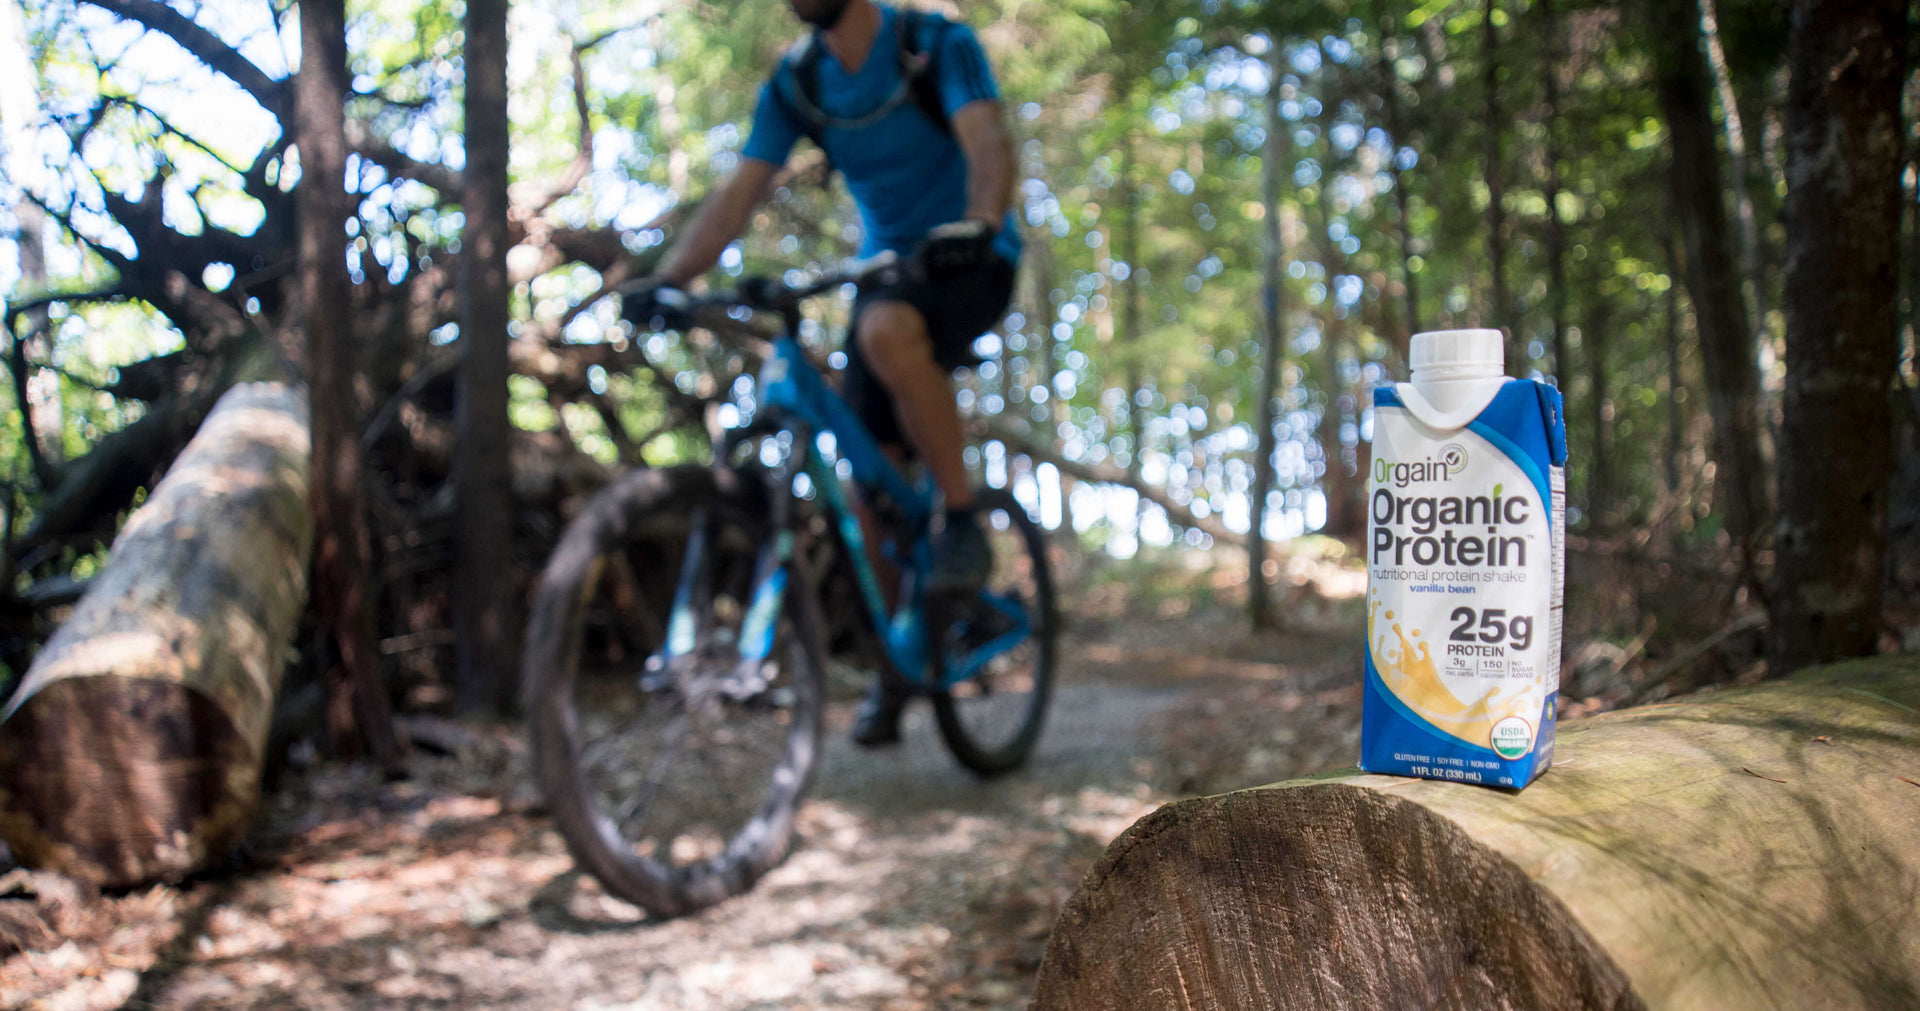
[654,432,810,689]
[735,477,797,671]
[804,448,941,683]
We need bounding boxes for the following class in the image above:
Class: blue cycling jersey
[742,5,1021,266]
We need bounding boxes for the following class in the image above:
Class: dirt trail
[0,591,1365,1010]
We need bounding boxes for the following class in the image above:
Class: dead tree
[0,385,312,887]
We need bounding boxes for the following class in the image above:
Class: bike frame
[659,300,1032,693]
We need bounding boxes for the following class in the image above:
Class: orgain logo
[1373,443,1469,488]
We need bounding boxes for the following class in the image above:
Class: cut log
[1034,657,1920,1010]
[0,384,312,887]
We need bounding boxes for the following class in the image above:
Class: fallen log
[0,383,312,887]
[1033,657,1920,1010]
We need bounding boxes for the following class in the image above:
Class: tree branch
[361,351,459,452]
[354,88,439,112]
[2,289,132,332]
[13,400,185,557]
[4,329,59,491]
[79,0,289,120]
[102,350,193,402]
[511,43,595,215]
[348,124,463,195]
[0,477,18,591]
[84,162,274,285]
[240,136,297,210]
[99,95,250,177]
[157,271,259,357]
[590,394,643,464]
[26,193,135,278]
[981,420,1246,548]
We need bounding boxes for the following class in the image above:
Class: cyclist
[626,0,1021,747]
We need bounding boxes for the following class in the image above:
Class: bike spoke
[616,705,692,838]
[578,706,649,780]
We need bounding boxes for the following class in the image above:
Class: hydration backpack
[771,8,955,170]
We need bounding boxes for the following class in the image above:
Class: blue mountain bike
[522,254,1057,917]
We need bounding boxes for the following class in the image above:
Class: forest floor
[0,547,1373,1010]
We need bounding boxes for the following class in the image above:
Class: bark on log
[0,384,312,887]
[1034,657,1920,1010]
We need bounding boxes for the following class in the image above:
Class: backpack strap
[772,33,832,156]
[793,33,833,146]
[898,8,954,138]
[769,7,956,149]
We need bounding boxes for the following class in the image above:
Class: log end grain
[1033,782,1642,1011]
[0,676,256,887]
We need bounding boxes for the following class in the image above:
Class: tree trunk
[1539,0,1570,387]
[455,0,520,714]
[1771,0,1906,670]
[1307,181,1358,543]
[299,0,401,763]
[1643,0,1770,593]
[1118,134,1148,544]
[1482,0,1516,372]
[1700,0,1772,352]
[1033,657,1920,1011]
[12,202,63,488]
[1030,236,1079,542]
[1586,299,1613,530]
[1379,33,1421,351]
[1663,239,1685,511]
[1909,131,1920,368]
[0,384,312,887]
[1250,42,1288,630]
[1318,322,1355,539]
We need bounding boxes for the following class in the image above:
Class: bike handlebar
[770,250,901,304]
[616,251,901,333]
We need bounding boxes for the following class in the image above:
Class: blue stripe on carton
[1361,646,1556,788]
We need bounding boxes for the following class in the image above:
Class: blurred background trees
[1,0,1912,726]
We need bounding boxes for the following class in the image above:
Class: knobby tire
[523,466,826,918]
[929,487,1057,776]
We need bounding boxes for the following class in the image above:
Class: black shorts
[842,257,1016,450]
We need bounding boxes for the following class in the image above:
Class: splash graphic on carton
[1368,593,1539,750]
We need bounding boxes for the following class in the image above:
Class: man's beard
[792,0,852,30]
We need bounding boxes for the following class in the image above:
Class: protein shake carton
[1361,329,1567,789]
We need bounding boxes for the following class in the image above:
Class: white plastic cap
[1410,328,1504,381]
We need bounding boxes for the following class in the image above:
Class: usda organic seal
[1490,717,1534,760]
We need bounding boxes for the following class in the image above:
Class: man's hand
[911,219,996,280]
[619,277,691,329]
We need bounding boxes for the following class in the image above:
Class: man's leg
[846,300,989,747]
[847,492,911,747]
[853,300,973,511]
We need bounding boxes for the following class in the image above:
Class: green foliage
[3,0,1809,572]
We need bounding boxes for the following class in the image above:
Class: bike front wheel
[930,487,1058,776]
[522,465,825,918]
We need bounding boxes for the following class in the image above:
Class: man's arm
[654,157,782,285]
[950,99,1015,229]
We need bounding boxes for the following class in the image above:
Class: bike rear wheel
[523,466,825,918]
[930,487,1057,776]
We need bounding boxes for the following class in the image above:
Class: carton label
[1362,380,1565,788]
